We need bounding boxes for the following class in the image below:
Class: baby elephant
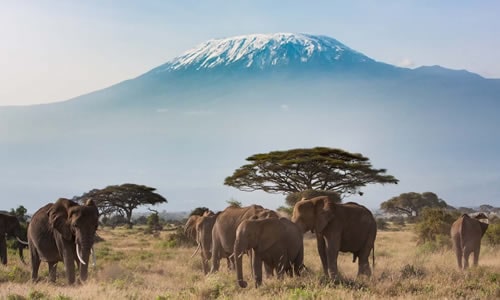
[451,213,489,269]
[234,217,304,288]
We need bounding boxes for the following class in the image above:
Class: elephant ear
[314,196,334,233]
[48,198,79,240]
[84,199,99,216]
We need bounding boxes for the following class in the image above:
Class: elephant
[0,213,28,265]
[292,196,376,281]
[210,204,270,273]
[451,213,489,269]
[234,217,304,288]
[28,198,99,284]
[191,212,219,274]
[184,210,214,242]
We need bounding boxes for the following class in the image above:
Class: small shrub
[165,227,195,248]
[400,264,425,279]
[484,223,500,245]
[414,208,460,246]
[376,218,388,231]
[27,290,46,300]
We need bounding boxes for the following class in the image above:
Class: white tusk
[76,243,86,265]
[191,243,200,258]
[91,247,96,268]
[16,237,29,245]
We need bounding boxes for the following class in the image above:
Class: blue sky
[1,1,499,106]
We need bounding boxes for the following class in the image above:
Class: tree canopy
[74,183,167,227]
[380,192,448,217]
[224,147,398,198]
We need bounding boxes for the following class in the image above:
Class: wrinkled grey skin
[210,205,267,273]
[0,213,27,265]
[28,198,99,284]
[451,213,489,269]
[234,217,304,288]
[292,197,377,281]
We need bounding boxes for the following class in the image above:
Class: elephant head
[48,198,99,281]
[291,196,333,234]
[0,213,28,265]
[474,213,489,237]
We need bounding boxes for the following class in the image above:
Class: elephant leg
[325,241,340,281]
[357,247,372,277]
[294,247,304,277]
[63,252,76,284]
[253,254,263,288]
[48,262,57,283]
[264,261,274,278]
[316,234,328,276]
[357,257,371,277]
[463,247,472,269]
[210,238,221,273]
[0,237,7,265]
[202,257,209,275]
[473,244,481,267]
[454,245,463,269]
[30,248,41,282]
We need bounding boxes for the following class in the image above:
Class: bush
[484,223,500,246]
[376,218,389,231]
[414,208,460,247]
[166,227,195,248]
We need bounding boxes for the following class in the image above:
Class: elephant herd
[0,195,490,287]
[184,196,378,287]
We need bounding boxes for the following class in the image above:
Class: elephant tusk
[91,247,96,268]
[191,243,200,258]
[76,243,86,265]
[16,237,29,245]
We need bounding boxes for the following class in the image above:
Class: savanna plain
[1,223,499,300]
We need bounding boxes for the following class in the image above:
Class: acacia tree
[224,147,398,198]
[380,192,448,217]
[74,183,167,228]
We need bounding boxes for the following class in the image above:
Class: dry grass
[0,225,498,299]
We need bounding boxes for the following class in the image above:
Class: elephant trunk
[77,237,94,282]
[17,240,26,264]
[234,239,248,288]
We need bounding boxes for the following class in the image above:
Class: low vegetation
[1,224,498,299]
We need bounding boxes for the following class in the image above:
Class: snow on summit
[159,33,373,72]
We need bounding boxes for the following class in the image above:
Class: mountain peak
[155,33,375,73]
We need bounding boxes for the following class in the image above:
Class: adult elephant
[28,198,99,284]
[0,213,28,265]
[210,204,269,273]
[292,196,376,281]
[191,212,219,274]
[234,217,304,288]
[451,213,489,269]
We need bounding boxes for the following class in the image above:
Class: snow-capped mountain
[154,33,376,72]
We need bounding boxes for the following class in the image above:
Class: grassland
[1,224,498,299]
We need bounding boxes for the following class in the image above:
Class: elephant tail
[372,245,375,271]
